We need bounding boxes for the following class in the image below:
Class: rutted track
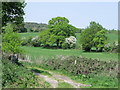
[31,67,91,88]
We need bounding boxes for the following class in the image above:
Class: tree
[40,17,77,48]
[2,23,23,63]
[2,2,26,32]
[93,30,107,52]
[80,21,106,51]
[48,17,69,28]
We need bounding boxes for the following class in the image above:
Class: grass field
[19,32,39,38]
[22,46,118,61]
[106,32,118,44]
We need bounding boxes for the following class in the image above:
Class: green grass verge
[19,32,39,38]
[58,82,73,88]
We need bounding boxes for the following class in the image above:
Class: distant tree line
[24,22,48,32]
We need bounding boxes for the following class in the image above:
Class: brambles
[2,59,39,88]
[41,56,118,76]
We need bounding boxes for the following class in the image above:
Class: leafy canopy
[80,21,107,51]
[40,17,78,48]
[2,2,26,32]
[2,23,23,54]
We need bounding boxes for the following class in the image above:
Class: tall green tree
[80,21,107,51]
[40,17,77,48]
[48,17,69,28]
[93,29,107,51]
[2,2,26,32]
[2,23,22,54]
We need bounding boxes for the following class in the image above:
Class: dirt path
[32,67,91,88]
[53,74,91,88]
[34,72,58,88]
[19,60,91,88]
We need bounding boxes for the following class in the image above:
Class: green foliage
[2,24,23,54]
[2,59,50,88]
[31,36,41,47]
[93,30,107,51]
[40,17,77,48]
[48,16,69,28]
[21,36,32,46]
[80,21,107,51]
[2,2,26,32]
[39,29,53,47]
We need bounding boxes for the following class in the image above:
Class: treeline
[24,22,48,32]
[20,22,82,33]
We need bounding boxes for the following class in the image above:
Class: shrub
[62,36,77,49]
[93,30,108,52]
[2,23,23,54]
[31,36,41,47]
[104,41,119,53]
[21,36,32,46]
[104,43,112,52]
[2,59,39,88]
[80,21,107,52]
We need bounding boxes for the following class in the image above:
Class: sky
[24,2,118,30]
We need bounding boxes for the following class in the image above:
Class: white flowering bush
[104,41,119,52]
[62,36,77,49]
[31,36,41,47]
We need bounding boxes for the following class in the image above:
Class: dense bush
[62,36,77,49]
[2,23,23,54]
[104,41,119,53]
[2,59,40,88]
[80,21,107,52]
[31,36,41,47]
[21,36,41,47]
